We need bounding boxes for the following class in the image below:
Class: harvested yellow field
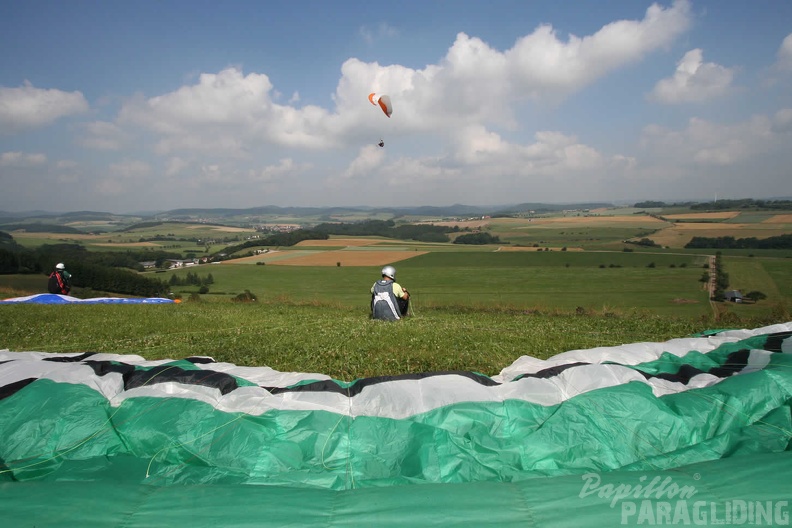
[530,215,664,225]
[764,214,792,224]
[268,250,428,267]
[94,242,162,247]
[668,223,757,231]
[650,223,788,247]
[424,220,491,229]
[295,238,379,247]
[663,212,740,220]
[9,231,98,240]
[185,225,253,232]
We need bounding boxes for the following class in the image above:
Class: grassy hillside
[0,302,728,379]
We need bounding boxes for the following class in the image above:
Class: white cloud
[449,126,605,176]
[249,158,309,184]
[77,121,129,150]
[96,160,151,196]
[56,160,78,170]
[109,0,691,165]
[505,0,692,100]
[777,33,792,71]
[109,159,150,178]
[641,113,787,166]
[0,1,710,211]
[118,68,336,155]
[342,145,385,180]
[0,81,89,133]
[0,151,47,166]
[648,49,735,103]
[774,108,792,132]
[165,156,189,177]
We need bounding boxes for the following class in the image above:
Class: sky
[1,0,791,214]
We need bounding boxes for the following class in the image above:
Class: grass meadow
[159,251,713,317]
[0,301,715,380]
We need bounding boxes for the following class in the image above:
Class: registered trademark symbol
[693,473,701,480]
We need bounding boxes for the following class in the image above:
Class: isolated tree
[744,291,767,302]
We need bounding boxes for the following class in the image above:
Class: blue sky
[1,0,790,213]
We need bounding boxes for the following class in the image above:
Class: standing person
[48,262,72,295]
[371,265,410,321]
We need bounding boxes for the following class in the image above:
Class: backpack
[48,272,69,294]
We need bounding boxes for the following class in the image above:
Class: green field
[142,251,712,318]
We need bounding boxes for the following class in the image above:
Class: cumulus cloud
[165,156,189,177]
[0,151,47,167]
[648,49,735,103]
[0,81,89,133]
[0,1,708,210]
[56,160,78,170]
[777,33,792,71]
[449,126,605,176]
[506,0,692,100]
[774,108,792,132]
[118,68,336,155]
[96,160,151,196]
[641,113,788,166]
[249,158,306,183]
[111,0,691,163]
[77,121,130,150]
[109,159,151,178]
[342,145,385,180]
[334,0,692,132]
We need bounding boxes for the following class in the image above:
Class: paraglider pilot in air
[48,262,72,295]
[369,93,391,149]
[371,265,410,321]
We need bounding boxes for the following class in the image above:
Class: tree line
[685,234,792,249]
[634,199,792,211]
[312,220,457,242]
[0,232,170,297]
[219,220,461,256]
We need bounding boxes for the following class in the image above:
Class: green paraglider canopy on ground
[1,322,791,526]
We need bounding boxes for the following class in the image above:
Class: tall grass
[0,299,776,380]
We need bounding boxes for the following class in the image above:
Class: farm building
[724,290,743,303]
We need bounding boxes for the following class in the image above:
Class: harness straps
[373,291,400,319]
[54,272,66,293]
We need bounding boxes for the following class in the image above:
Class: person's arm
[393,283,409,299]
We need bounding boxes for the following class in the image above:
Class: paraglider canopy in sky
[369,92,391,148]
[368,92,392,118]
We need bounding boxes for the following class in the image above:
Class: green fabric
[1,453,790,527]
[2,354,790,487]
[1,329,791,525]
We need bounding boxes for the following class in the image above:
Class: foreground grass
[1,300,782,380]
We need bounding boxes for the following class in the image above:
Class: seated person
[48,262,72,295]
[370,265,409,320]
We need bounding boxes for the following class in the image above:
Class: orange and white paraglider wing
[368,93,392,118]
[378,95,392,118]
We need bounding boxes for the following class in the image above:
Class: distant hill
[0,223,84,234]
[155,202,614,221]
[0,202,615,230]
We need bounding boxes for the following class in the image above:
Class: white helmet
[55,263,66,270]
[381,265,396,279]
